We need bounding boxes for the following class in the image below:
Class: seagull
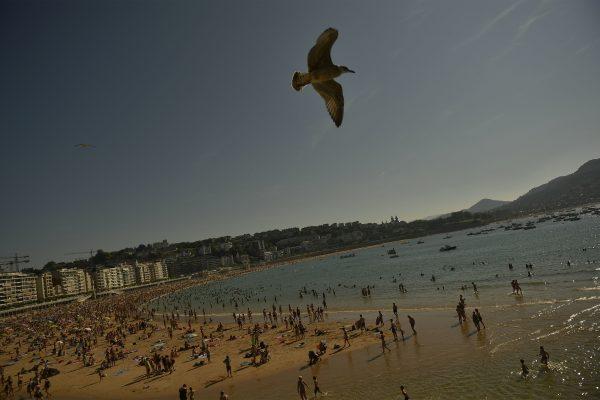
[292,28,355,127]
[75,143,95,149]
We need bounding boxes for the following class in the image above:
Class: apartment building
[119,264,137,287]
[0,272,38,307]
[94,267,125,291]
[149,261,168,281]
[53,268,93,295]
[36,271,56,301]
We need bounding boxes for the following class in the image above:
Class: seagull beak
[348,69,355,73]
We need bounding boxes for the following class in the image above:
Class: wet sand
[3,295,598,399]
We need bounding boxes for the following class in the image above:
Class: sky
[1,0,599,267]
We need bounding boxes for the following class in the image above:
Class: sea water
[155,214,600,399]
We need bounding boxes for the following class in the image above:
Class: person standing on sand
[400,385,410,399]
[520,359,529,377]
[188,386,195,400]
[224,355,232,377]
[342,327,351,348]
[358,314,366,331]
[393,302,398,319]
[179,384,188,400]
[220,390,229,400]
[43,379,50,396]
[407,315,416,334]
[297,376,309,400]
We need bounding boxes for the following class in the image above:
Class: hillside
[425,198,509,220]
[467,198,510,213]
[501,158,600,212]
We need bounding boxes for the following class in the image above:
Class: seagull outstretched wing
[312,80,344,127]
[307,28,338,72]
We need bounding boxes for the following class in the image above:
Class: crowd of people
[0,256,559,400]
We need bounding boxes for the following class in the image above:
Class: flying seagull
[75,143,94,149]
[292,28,355,127]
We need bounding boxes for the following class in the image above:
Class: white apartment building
[54,268,92,295]
[94,267,125,291]
[36,272,56,301]
[149,261,168,281]
[0,272,38,307]
[134,261,152,284]
[119,264,137,287]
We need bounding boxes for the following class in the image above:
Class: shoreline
[21,295,600,400]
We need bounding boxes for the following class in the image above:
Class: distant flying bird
[75,143,94,149]
[292,28,355,127]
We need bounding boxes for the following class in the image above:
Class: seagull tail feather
[291,71,310,91]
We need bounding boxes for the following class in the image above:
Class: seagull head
[339,66,355,74]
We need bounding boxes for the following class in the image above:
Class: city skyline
[2,0,600,266]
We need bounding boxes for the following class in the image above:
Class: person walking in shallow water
[520,359,529,377]
[380,331,391,353]
[472,310,481,331]
[475,308,485,329]
[400,385,410,399]
[312,375,322,398]
[297,376,309,400]
[407,315,416,334]
[390,319,398,341]
[539,346,549,365]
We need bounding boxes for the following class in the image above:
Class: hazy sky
[1,0,599,266]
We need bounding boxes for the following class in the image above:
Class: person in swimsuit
[390,319,398,341]
[342,327,351,348]
[223,355,232,377]
[407,315,416,334]
[472,310,480,331]
[400,385,410,399]
[475,309,485,329]
[380,331,391,353]
[520,359,529,377]
[297,376,309,400]
[539,346,549,365]
[312,376,322,397]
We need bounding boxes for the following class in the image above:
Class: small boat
[417,240,424,244]
[443,235,452,239]
[439,245,457,252]
[387,248,397,255]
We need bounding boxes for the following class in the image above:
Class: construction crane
[0,253,30,272]
[64,250,96,260]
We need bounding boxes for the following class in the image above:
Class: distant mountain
[424,198,509,220]
[500,158,600,212]
[467,198,510,213]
